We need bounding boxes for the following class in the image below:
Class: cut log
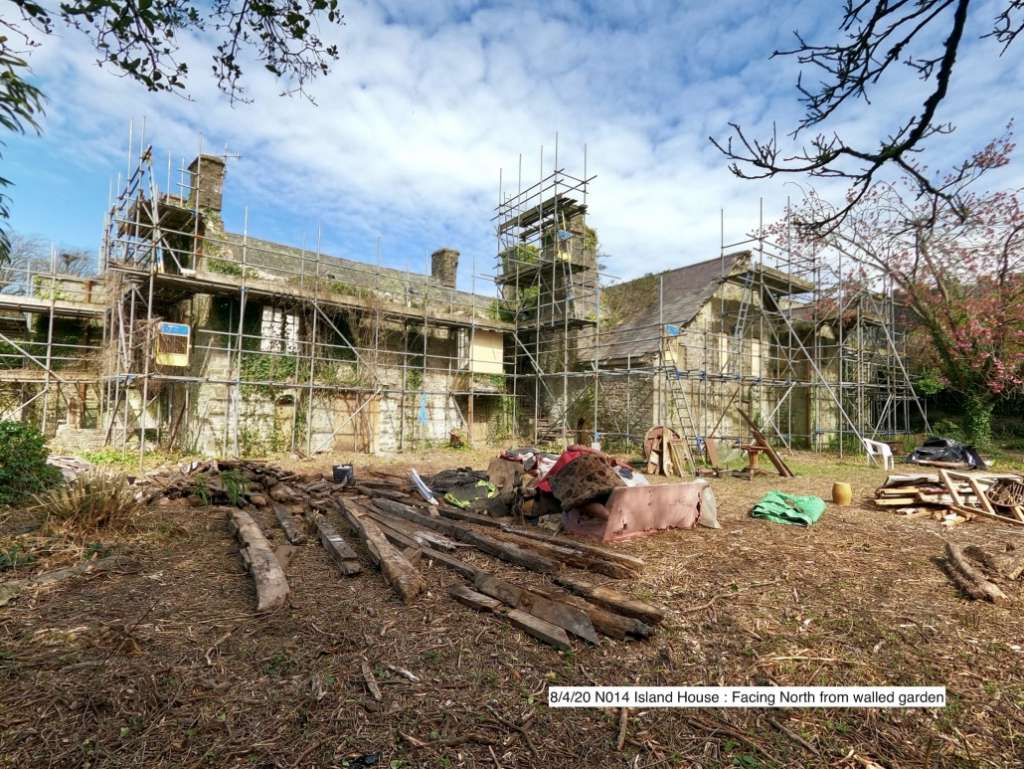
[226,508,290,612]
[553,575,665,624]
[473,573,599,644]
[307,511,362,576]
[272,502,307,545]
[372,499,557,574]
[945,542,1009,604]
[448,585,571,651]
[337,499,425,603]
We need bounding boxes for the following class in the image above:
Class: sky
[3,0,1022,292]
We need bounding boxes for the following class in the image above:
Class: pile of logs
[874,469,1024,528]
[141,461,664,650]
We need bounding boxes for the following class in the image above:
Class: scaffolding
[92,139,517,461]
[493,147,928,456]
[0,134,926,463]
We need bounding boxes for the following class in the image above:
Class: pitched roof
[597,251,750,361]
[219,231,494,313]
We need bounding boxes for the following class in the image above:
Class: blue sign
[158,322,190,336]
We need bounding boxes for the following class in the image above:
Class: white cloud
[7,0,1023,288]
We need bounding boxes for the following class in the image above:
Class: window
[260,306,298,353]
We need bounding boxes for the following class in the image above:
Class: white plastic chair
[863,438,894,470]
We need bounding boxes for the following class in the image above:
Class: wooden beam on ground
[272,502,307,545]
[553,574,665,625]
[472,573,599,644]
[306,510,362,576]
[225,508,290,612]
[489,528,637,579]
[337,499,425,603]
[370,517,482,581]
[365,509,461,551]
[372,499,557,574]
[498,524,645,569]
[449,585,571,651]
[533,586,654,640]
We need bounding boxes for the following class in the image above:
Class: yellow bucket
[832,482,853,506]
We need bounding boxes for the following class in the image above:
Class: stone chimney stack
[187,155,227,213]
[431,248,459,289]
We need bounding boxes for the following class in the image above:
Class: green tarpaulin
[444,479,498,509]
[750,491,826,526]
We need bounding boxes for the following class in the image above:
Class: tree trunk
[963,392,995,448]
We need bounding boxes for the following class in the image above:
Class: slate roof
[597,251,750,362]
[219,231,493,312]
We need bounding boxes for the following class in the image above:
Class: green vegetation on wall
[500,243,539,274]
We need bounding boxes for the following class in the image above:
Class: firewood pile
[136,460,664,650]
[873,469,1024,528]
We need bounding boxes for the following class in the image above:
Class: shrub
[34,471,142,536]
[0,421,61,506]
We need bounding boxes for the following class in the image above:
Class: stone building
[0,153,514,455]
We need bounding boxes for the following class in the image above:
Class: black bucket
[333,464,354,486]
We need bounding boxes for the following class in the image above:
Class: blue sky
[4,0,1022,291]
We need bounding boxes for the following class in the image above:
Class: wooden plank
[939,470,964,508]
[488,529,637,579]
[372,499,557,574]
[473,573,599,644]
[337,499,425,604]
[965,477,997,516]
[872,497,918,507]
[371,518,482,581]
[498,524,645,569]
[272,502,307,545]
[225,508,290,612]
[450,585,572,650]
[506,608,573,651]
[450,583,502,611]
[952,505,1024,527]
[705,439,720,468]
[738,409,794,477]
[552,574,665,625]
[533,586,654,640]
[307,511,362,576]
[365,509,461,551]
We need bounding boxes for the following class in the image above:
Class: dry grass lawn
[2,448,1023,768]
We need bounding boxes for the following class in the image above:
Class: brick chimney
[187,155,227,213]
[431,248,459,289]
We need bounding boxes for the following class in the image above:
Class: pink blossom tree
[782,135,1024,445]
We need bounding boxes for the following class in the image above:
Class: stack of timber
[138,459,663,649]
[875,470,1024,527]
